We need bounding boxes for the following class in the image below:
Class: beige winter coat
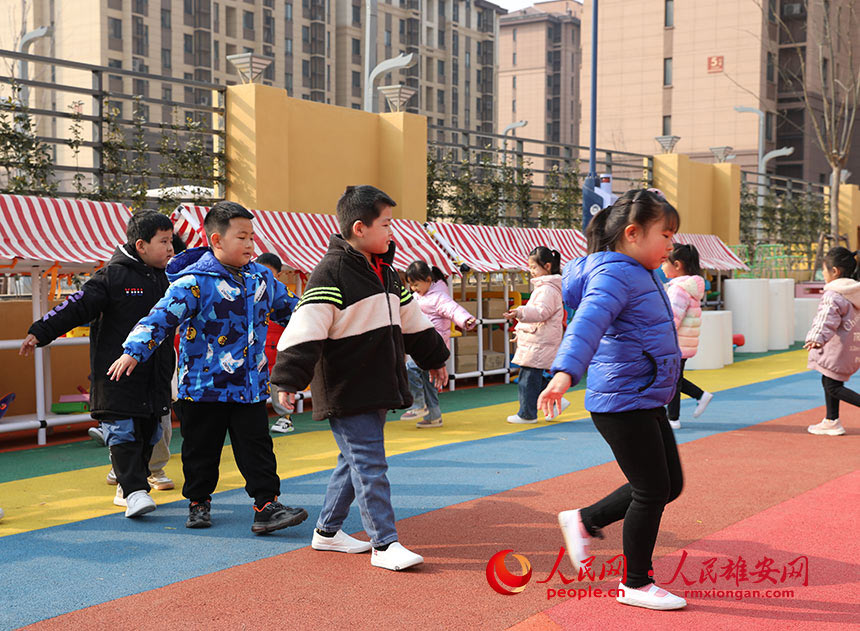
[512,274,565,370]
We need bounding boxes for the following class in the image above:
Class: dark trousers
[177,400,281,506]
[580,407,684,588]
[822,374,860,419]
[107,416,159,497]
[667,358,705,421]
[518,367,549,420]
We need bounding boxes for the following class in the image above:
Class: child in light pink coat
[662,243,713,430]
[402,261,476,428]
[804,247,860,436]
[504,247,567,424]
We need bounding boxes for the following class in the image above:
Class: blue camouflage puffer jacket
[123,247,298,404]
[551,251,681,413]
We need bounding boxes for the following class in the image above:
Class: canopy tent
[424,222,587,272]
[0,195,133,445]
[172,205,458,276]
[674,233,749,272]
[0,195,132,271]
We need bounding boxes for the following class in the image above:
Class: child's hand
[464,317,477,331]
[429,366,449,391]
[803,340,822,350]
[278,390,296,412]
[510,333,518,343]
[503,310,517,321]
[107,354,138,381]
[538,372,573,419]
[19,334,39,357]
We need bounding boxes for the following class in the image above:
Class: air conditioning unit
[783,3,804,16]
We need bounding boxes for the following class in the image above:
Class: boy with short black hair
[109,201,307,534]
[271,185,449,570]
[20,210,176,518]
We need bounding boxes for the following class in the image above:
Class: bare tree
[775,0,860,240]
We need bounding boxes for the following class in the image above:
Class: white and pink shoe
[616,582,687,610]
[558,509,591,571]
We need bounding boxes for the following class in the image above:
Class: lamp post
[226,53,273,84]
[18,26,52,106]
[502,120,528,165]
[581,0,600,231]
[364,53,417,112]
[709,146,736,162]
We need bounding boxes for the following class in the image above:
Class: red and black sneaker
[251,499,308,534]
[186,500,212,529]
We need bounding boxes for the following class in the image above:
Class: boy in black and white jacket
[271,185,449,571]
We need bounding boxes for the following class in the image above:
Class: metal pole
[363,0,379,112]
[581,0,599,232]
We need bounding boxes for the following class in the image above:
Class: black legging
[667,358,705,421]
[580,407,684,588]
[822,374,860,419]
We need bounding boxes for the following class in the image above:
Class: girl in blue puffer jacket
[538,189,686,611]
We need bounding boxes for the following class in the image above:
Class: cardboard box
[483,350,505,371]
[454,328,515,355]
[483,298,508,319]
[454,333,479,355]
[455,354,478,373]
[456,300,478,317]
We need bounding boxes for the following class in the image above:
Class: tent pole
[32,268,47,445]
[477,273,484,389]
[447,275,455,392]
[504,273,510,384]
[41,273,54,422]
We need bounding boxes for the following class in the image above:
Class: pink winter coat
[667,275,705,359]
[414,280,474,348]
[806,278,860,382]
[512,274,564,370]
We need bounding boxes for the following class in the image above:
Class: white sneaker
[312,529,372,553]
[113,484,126,507]
[371,542,424,571]
[546,398,571,421]
[147,472,175,491]
[400,406,428,421]
[88,426,106,446]
[507,414,537,424]
[616,582,687,610]
[692,392,713,418]
[271,416,294,433]
[807,418,846,436]
[124,490,156,518]
[558,510,591,571]
[669,420,681,430]
[106,469,118,485]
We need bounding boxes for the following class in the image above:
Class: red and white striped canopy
[424,222,588,272]
[674,233,749,272]
[171,205,458,275]
[0,195,132,270]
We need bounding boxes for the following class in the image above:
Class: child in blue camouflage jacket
[109,201,307,535]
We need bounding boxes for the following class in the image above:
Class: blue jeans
[406,358,440,419]
[316,410,398,547]
[517,366,549,420]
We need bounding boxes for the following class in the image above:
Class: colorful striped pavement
[1,348,857,630]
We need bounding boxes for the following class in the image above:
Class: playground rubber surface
[1,348,856,630]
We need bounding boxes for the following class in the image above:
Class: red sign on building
[708,56,724,73]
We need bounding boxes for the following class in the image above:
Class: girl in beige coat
[504,247,569,423]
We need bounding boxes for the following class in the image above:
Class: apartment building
[577,0,859,183]
[497,0,581,180]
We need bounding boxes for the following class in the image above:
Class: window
[352,71,361,87]
[132,17,148,55]
[438,30,444,47]
[352,4,361,24]
[465,51,470,68]
[453,1,459,22]
[437,60,445,79]
[513,27,517,42]
[352,38,360,56]
[768,0,776,23]
[285,72,293,91]
[162,86,172,102]
[822,57,829,84]
[665,0,674,27]
[108,17,122,40]
[214,3,219,32]
[213,40,219,69]
[161,9,171,29]
[108,59,122,68]
[162,48,172,68]
[244,11,254,31]
[452,32,459,56]
[184,34,193,54]
[767,52,775,82]
[663,57,672,86]
[184,0,193,15]
[302,60,310,77]
[286,37,293,54]
[133,0,148,15]
[286,3,292,20]
[662,115,671,136]
[386,30,392,47]
[766,111,774,141]
[512,99,516,113]
[303,26,309,42]
[512,76,516,89]
[512,52,516,66]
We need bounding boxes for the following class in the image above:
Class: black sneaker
[251,500,308,534]
[186,500,212,529]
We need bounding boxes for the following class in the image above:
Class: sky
[493,0,582,12]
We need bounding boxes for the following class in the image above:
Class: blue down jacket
[551,251,681,413]
[123,247,298,403]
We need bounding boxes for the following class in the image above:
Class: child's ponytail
[667,243,702,277]
[586,189,680,254]
[823,247,859,280]
[406,259,446,283]
[529,246,562,274]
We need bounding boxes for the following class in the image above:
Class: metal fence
[0,49,226,205]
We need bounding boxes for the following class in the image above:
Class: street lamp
[709,146,736,162]
[364,53,417,112]
[226,53,273,84]
[655,135,681,153]
[581,0,600,231]
[377,84,417,112]
[502,120,527,167]
[18,26,52,106]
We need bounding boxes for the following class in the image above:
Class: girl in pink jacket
[662,244,713,429]
[504,247,568,424]
[804,247,860,436]
[402,260,476,428]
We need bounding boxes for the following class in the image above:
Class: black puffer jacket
[28,245,175,420]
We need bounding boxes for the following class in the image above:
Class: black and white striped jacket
[271,234,449,421]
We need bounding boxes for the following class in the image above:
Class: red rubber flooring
[23,405,858,631]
